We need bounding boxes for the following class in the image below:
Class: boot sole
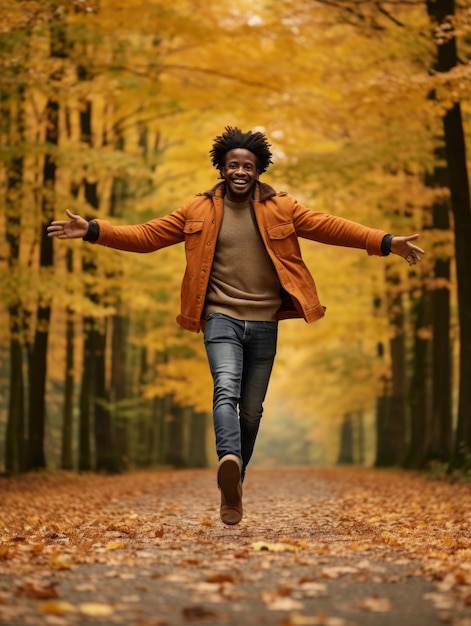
[217,456,241,505]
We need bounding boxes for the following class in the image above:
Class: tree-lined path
[3,0,471,478]
[1,467,471,625]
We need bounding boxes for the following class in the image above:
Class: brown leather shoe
[217,454,243,525]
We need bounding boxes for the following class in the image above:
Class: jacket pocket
[183,220,204,250]
[267,221,299,257]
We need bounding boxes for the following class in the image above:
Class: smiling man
[48,126,425,526]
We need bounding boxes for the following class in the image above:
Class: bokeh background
[1,0,470,474]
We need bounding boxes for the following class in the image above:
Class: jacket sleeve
[292,199,388,256]
[94,209,186,253]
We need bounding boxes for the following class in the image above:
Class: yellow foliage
[1,0,467,463]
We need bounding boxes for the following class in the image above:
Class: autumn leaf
[282,614,347,626]
[252,541,297,553]
[261,592,303,612]
[181,605,224,621]
[79,603,115,616]
[106,541,126,550]
[40,601,76,615]
[356,596,393,612]
[29,543,45,554]
[321,566,358,580]
[0,545,10,560]
[49,550,73,570]
[16,581,59,600]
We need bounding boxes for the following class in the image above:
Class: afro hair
[209,126,273,173]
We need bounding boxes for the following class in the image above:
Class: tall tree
[4,88,27,473]
[61,258,75,471]
[27,100,56,469]
[425,159,452,463]
[385,266,408,464]
[77,82,97,471]
[406,276,432,468]
[426,0,471,464]
[27,17,68,469]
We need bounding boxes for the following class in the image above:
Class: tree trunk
[337,413,354,464]
[152,394,171,466]
[405,281,432,468]
[61,285,75,471]
[78,80,115,471]
[356,410,365,465]
[27,17,68,470]
[109,312,129,471]
[385,268,408,464]
[78,319,93,471]
[429,162,452,461]
[6,323,25,474]
[426,0,471,464]
[165,403,186,468]
[27,99,57,470]
[375,377,393,467]
[373,292,394,467]
[106,130,130,471]
[5,94,27,473]
[187,410,208,468]
[94,319,117,472]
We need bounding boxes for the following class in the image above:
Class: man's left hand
[391,234,425,265]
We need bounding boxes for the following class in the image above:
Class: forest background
[1,0,470,476]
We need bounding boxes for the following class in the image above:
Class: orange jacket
[94,181,387,333]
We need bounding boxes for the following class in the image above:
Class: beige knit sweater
[204,198,281,321]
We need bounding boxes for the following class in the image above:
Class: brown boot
[217,454,243,525]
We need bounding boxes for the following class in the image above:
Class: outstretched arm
[47,209,89,239]
[390,234,425,265]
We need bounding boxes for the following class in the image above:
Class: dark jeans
[204,313,278,475]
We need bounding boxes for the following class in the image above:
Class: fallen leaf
[283,614,347,626]
[106,541,126,550]
[30,543,45,554]
[321,566,358,579]
[206,573,238,583]
[297,581,328,598]
[381,531,400,546]
[40,601,76,615]
[261,592,304,611]
[49,551,73,570]
[182,605,224,621]
[252,541,297,553]
[79,602,115,616]
[16,582,59,600]
[0,545,10,560]
[357,596,393,612]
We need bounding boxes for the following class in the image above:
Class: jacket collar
[201,180,278,203]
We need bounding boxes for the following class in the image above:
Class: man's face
[220,148,259,202]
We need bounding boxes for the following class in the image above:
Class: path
[1,467,471,625]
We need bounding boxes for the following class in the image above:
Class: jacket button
[207,241,211,246]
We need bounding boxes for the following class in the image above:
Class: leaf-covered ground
[1,466,471,625]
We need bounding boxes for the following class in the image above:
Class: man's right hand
[47,209,89,239]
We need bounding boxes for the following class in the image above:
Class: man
[48,126,424,525]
